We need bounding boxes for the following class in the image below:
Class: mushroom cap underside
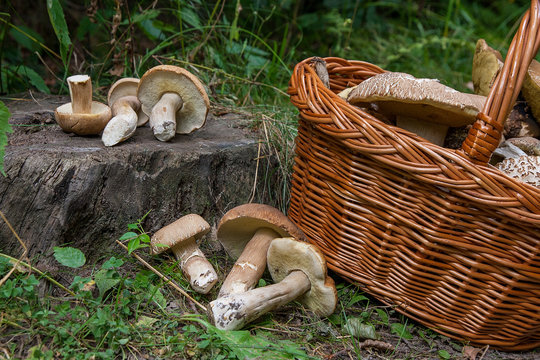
[150,214,211,254]
[108,77,148,126]
[137,65,210,134]
[267,237,337,317]
[347,71,486,127]
[55,101,111,135]
[217,203,306,259]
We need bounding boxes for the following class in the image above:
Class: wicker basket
[287,1,540,351]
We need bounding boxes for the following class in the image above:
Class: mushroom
[137,65,209,142]
[346,72,486,146]
[522,59,540,125]
[55,75,112,135]
[496,155,540,188]
[208,237,337,330]
[102,78,149,146]
[150,214,218,294]
[472,39,504,96]
[216,203,305,298]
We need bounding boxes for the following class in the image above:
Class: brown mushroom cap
[137,65,210,134]
[108,77,148,126]
[347,72,486,127]
[472,39,504,96]
[267,237,337,317]
[55,102,111,135]
[217,203,306,259]
[150,214,211,254]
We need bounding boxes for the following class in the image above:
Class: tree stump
[0,92,270,271]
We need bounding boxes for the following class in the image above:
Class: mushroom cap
[108,77,148,126]
[472,39,504,96]
[522,59,540,123]
[137,65,210,134]
[150,214,211,254]
[54,101,112,135]
[267,237,337,317]
[496,155,540,188]
[217,203,306,259]
[347,72,486,127]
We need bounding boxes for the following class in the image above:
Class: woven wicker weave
[287,1,540,351]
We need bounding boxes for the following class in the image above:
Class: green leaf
[375,308,389,325]
[343,318,379,340]
[390,322,413,340]
[102,257,124,269]
[127,237,141,254]
[53,246,86,268]
[94,268,120,296]
[127,223,139,230]
[438,349,451,359]
[119,231,138,240]
[0,101,12,176]
[46,0,72,65]
[9,25,44,53]
[139,234,150,243]
[180,8,202,29]
[16,65,50,93]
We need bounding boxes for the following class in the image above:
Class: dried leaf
[463,345,481,360]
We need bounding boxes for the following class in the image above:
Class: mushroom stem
[209,270,310,330]
[150,92,184,142]
[102,96,140,147]
[396,116,449,146]
[67,75,92,114]
[218,227,280,297]
[171,236,218,294]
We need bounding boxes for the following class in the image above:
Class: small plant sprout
[137,65,209,141]
[208,237,337,330]
[216,203,306,298]
[101,78,149,146]
[54,75,111,135]
[150,214,218,294]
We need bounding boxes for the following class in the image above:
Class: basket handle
[459,0,540,164]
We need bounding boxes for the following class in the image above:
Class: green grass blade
[0,101,12,177]
[46,0,72,66]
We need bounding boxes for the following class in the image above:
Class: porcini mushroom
[208,237,337,330]
[216,203,305,298]
[522,59,540,124]
[150,214,218,294]
[55,75,112,135]
[472,39,504,96]
[137,65,209,141]
[347,72,486,146]
[102,78,149,146]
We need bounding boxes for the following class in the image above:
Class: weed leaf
[343,317,379,340]
[94,268,120,296]
[17,65,50,93]
[119,231,138,240]
[53,246,86,268]
[0,101,12,176]
[46,0,72,64]
[390,322,414,340]
[102,257,124,269]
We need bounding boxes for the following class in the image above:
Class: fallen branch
[115,240,207,312]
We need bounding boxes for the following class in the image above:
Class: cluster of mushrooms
[149,203,337,331]
[54,65,210,145]
[333,38,540,188]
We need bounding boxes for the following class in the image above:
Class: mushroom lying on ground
[102,78,149,146]
[55,75,111,135]
[150,214,218,294]
[216,203,305,298]
[346,72,486,146]
[497,155,540,188]
[208,237,337,330]
[137,65,209,141]
[522,59,540,125]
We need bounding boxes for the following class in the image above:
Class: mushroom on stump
[137,65,209,142]
[346,72,486,146]
[102,78,149,146]
[216,203,306,298]
[208,237,337,330]
[55,75,111,135]
[151,214,218,294]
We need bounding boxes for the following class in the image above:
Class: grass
[1,0,538,358]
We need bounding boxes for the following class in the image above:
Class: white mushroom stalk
[68,75,93,113]
[209,237,337,331]
[102,95,139,146]
[151,214,218,294]
[215,203,306,298]
[150,92,184,141]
